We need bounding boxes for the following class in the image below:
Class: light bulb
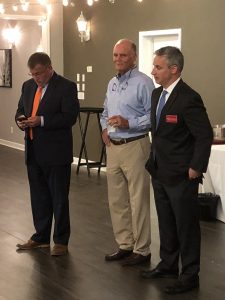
[63,0,69,6]
[87,0,94,6]
[12,5,18,11]
[21,2,29,11]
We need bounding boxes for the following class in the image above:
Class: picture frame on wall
[0,49,12,88]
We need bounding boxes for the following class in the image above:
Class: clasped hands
[17,116,41,130]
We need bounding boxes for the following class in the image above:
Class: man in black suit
[141,46,213,293]
[15,52,79,256]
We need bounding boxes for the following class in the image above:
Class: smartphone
[17,116,27,122]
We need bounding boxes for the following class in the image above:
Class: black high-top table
[76,107,106,176]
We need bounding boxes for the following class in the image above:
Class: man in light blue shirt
[101,39,154,266]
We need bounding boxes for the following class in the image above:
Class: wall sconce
[76,11,90,42]
[2,28,20,48]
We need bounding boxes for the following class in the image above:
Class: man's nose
[116,55,122,60]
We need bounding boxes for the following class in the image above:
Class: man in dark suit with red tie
[15,52,79,256]
[141,46,213,294]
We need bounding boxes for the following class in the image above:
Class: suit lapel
[154,79,184,130]
[28,82,38,116]
[163,79,183,111]
[152,87,163,131]
[38,84,52,111]
[37,72,58,112]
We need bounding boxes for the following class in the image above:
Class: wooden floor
[0,144,225,300]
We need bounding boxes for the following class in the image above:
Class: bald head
[114,39,137,55]
[113,39,137,74]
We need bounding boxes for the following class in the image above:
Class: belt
[110,134,148,145]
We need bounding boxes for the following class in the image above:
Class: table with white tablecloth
[201,144,225,222]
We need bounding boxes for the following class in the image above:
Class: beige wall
[0,1,224,162]
[0,4,63,146]
[50,3,64,75]
[0,19,41,144]
[64,0,225,160]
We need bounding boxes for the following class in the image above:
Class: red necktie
[29,87,42,140]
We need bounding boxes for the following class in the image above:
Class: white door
[139,28,182,86]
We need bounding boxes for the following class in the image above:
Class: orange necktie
[29,86,43,140]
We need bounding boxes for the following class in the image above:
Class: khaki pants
[106,136,151,256]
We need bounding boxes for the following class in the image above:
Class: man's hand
[24,116,41,128]
[108,115,129,129]
[189,168,201,180]
[102,128,111,146]
[16,115,27,130]
[17,120,26,130]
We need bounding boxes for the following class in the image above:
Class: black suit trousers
[152,177,200,279]
[27,142,71,245]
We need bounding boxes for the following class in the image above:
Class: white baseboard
[0,139,25,151]
[0,138,106,172]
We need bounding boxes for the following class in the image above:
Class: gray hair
[155,46,184,72]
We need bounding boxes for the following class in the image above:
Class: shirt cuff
[40,116,44,127]
[100,120,107,131]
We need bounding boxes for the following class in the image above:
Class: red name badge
[166,115,178,123]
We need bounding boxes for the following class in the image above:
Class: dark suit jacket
[146,79,213,184]
[15,72,79,166]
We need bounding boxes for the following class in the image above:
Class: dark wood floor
[0,144,225,300]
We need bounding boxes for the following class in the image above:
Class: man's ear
[170,65,179,75]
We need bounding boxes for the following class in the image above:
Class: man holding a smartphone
[15,52,79,256]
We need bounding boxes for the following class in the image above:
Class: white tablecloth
[201,145,225,222]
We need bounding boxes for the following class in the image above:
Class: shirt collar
[116,66,137,80]
[164,77,181,94]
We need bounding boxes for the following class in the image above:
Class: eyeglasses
[111,68,134,92]
[28,67,48,78]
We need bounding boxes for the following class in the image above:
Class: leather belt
[110,134,148,145]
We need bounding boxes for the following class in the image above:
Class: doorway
[139,28,181,85]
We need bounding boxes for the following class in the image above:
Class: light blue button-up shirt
[100,67,154,139]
